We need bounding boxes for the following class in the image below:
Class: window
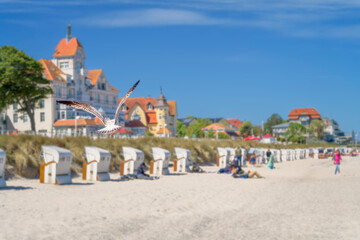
[39,99,45,108]
[13,114,18,123]
[59,62,69,69]
[40,112,45,122]
[113,97,116,105]
[13,103,18,110]
[147,103,153,110]
[56,88,61,97]
[121,105,127,111]
[61,112,65,119]
[131,112,140,121]
[23,114,28,123]
[101,83,106,90]
[96,95,100,103]
[105,96,108,104]
[97,83,101,89]
[164,113,168,120]
[158,114,162,120]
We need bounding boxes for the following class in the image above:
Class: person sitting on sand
[232,166,263,178]
[218,161,237,174]
[136,163,157,180]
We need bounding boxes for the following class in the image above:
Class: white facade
[5,26,122,136]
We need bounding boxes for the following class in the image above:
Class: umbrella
[243,136,261,141]
[263,134,274,138]
[119,128,133,134]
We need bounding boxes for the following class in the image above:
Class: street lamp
[73,109,77,137]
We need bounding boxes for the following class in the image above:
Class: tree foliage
[308,119,325,140]
[285,122,306,143]
[264,113,284,134]
[0,46,53,133]
[238,121,253,137]
[186,118,211,138]
[176,120,187,137]
[253,126,263,136]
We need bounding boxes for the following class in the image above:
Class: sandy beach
[1,156,360,240]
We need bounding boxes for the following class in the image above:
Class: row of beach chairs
[0,146,357,187]
[215,147,356,168]
[0,146,193,186]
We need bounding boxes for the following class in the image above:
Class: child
[250,154,256,165]
[334,150,341,175]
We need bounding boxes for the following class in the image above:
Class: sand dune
[1,156,360,240]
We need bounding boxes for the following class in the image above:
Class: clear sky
[0,0,359,136]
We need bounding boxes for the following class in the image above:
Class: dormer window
[147,103,153,110]
[121,105,127,111]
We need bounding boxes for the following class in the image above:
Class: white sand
[1,156,360,240]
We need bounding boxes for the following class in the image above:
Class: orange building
[119,91,177,136]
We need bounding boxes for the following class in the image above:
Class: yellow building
[120,91,177,136]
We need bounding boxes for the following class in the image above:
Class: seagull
[57,80,140,136]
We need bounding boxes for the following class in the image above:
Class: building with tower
[119,90,177,137]
[5,24,128,136]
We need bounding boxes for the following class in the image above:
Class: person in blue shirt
[136,162,156,180]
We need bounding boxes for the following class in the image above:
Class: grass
[0,135,335,178]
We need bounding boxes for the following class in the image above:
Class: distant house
[207,118,231,127]
[226,118,243,130]
[119,91,177,137]
[178,117,197,127]
[262,133,276,144]
[288,108,321,126]
[202,123,239,138]
[272,122,290,138]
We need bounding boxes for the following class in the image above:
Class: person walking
[267,153,274,169]
[266,149,271,163]
[334,150,341,175]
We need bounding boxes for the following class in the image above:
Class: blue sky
[0,0,359,136]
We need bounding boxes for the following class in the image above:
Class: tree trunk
[28,110,36,134]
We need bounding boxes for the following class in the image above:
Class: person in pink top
[334,150,341,175]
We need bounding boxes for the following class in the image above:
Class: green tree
[285,122,306,143]
[308,119,325,140]
[238,121,253,137]
[207,129,215,138]
[253,126,262,136]
[0,46,53,133]
[264,113,284,134]
[176,120,187,137]
[218,132,230,139]
[186,118,211,138]
[145,131,154,136]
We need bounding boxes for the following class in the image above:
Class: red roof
[263,134,274,138]
[53,38,83,57]
[39,59,67,82]
[119,97,177,124]
[226,118,243,129]
[288,108,321,120]
[157,128,172,134]
[125,120,146,128]
[88,69,102,85]
[203,123,231,131]
[53,119,100,127]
